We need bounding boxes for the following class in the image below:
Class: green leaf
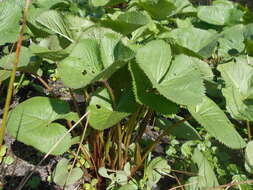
[157,55,205,105]
[136,42,205,105]
[197,3,243,25]
[129,61,178,115]
[64,15,94,41]
[145,157,171,188]
[170,0,193,15]
[91,0,127,7]
[245,141,253,174]
[52,158,83,186]
[138,0,176,20]
[186,149,219,189]
[0,47,39,73]
[101,11,151,35]
[0,70,11,82]
[88,88,137,130]
[218,25,245,57]
[218,61,253,121]
[33,0,65,8]
[3,156,14,165]
[58,35,133,89]
[191,57,214,81]
[36,10,73,42]
[0,0,22,45]
[188,96,246,149]
[136,40,172,83]
[30,35,70,61]
[7,97,72,155]
[156,117,201,140]
[168,27,218,58]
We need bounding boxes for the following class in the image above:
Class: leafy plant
[1,0,253,189]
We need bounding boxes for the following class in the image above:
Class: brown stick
[0,0,31,147]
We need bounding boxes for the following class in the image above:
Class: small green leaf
[53,158,83,186]
[197,3,243,25]
[156,117,201,140]
[88,88,137,130]
[146,157,171,188]
[3,156,14,165]
[186,149,219,189]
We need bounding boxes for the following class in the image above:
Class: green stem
[135,109,154,142]
[102,80,116,109]
[14,73,25,95]
[0,0,30,148]
[130,117,191,177]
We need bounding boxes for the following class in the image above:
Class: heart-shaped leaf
[7,97,74,155]
[88,88,138,130]
[136,41,205,106]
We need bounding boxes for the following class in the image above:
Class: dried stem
[0,0,31,148]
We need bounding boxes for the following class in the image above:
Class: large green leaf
[88,89,138,130]
[0,0,22,45]
[218,61,253,121]
[101,11,151,35]
[58,34,133,89]
[7,97,73,155]
[138,0,176,19]
[136,40,172,83]
[168,27,218,58]
[218,25,245,57]
[188,96,246,149]
[136,42,205,105]
[129,61,178,115]
[36,10,73,42]
[186,149,219,190]
[197,2,243,26]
